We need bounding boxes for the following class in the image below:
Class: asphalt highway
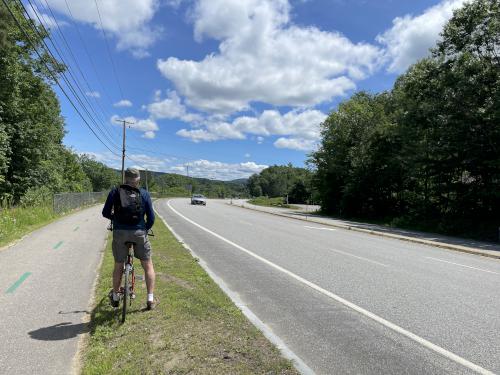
[156,198,500,375]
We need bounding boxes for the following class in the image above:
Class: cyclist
[102,167,157,310]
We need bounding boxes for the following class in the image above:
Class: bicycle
[107,222,155,323]
[120,241,136,323]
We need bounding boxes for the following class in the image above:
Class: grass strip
[82,217,299,374]
[248,197,299,210]
[0,205,58,248]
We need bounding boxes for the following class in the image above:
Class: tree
[78,154,119,192]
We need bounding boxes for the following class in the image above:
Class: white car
[191,194,207,205]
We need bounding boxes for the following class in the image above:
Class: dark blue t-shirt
[102,186,155,231]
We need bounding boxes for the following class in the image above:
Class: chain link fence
[53,191,107,213]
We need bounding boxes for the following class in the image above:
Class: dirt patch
[157,272,194,290]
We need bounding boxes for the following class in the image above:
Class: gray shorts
[112,229,152,262]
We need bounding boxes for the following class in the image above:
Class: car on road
[191,194,207,205]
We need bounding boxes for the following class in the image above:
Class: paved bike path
[0,205,108,375]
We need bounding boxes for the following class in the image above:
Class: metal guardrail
[53,191,107,213]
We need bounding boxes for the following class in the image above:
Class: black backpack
[113,185,143,225]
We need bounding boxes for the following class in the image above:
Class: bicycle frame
[120,243,136,323]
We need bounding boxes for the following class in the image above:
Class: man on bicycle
[102,167,157,310]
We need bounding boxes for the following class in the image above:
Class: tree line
[310,0,499,240]
[248,0,498,240]
[247,164,316,204]
[0,1,119,205]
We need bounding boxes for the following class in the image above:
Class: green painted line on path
[53,241,64,250]
[73,226,80,232]
[6,272,32,294]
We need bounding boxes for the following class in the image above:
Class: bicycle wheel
[121,264,130,323]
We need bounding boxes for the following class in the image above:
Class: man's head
[124,167,140,187]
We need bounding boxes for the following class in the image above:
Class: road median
[81,215,299,374]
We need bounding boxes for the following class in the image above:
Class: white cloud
[377,0,467,73]
[147,90,203,123]
[176,108,326,150]
[85,91,101,98]
[45,0,161,57]
[26,4,67,29]
[127,154,170,171]
[111,115,159,139]
[157,0,382,113]
[142,131,156,139]
[274,137,317,151]
[82,150,265,180]
[173,159,268,180]
[114,99,133,107]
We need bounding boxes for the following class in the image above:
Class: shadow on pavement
[28,322,89,341]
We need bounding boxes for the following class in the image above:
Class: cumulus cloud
[45,0,161,57]
[114,99,133,107]
[85,91,101,98]
[274,137,317,151]
[147,90,203,123]
[377,0,467,73]
[176,108,326,149]
[157,0,382,113]
[26,3,67,29]
[111,115,159,138]
[172,159,268,180]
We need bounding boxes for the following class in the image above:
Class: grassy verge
[82,217,299,374]
[248,196,299,210]
[0,205,58,248]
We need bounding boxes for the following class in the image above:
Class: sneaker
[108,290,119,308]
[146,298,159,311]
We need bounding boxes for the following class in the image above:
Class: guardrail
[53,191,107,213]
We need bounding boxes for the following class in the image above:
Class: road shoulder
[81,209,300,374]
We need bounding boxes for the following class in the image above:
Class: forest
[310,0,499,240]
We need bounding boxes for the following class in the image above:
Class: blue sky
[30,0,466,180]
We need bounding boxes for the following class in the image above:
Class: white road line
[166,200,493,375]
[304,226,336,231]
[426,257,500,275]
[155,203,315,375]
[330,248,388,267]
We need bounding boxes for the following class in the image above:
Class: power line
[61,0,120,130]
[93,0,125,99]
[38,0,118,140]
[2,0,120,156]
[26,0,119,149]
[23,0,121,151]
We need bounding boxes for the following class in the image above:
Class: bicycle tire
[121,265,130,323]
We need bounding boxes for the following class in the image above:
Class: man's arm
[144,192,155,230]
[102,189,115,220]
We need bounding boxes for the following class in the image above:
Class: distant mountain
[228,178,248,186]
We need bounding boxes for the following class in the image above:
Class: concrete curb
[228,203,500,261]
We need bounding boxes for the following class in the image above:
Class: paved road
[0,205,108,375]
[232,199,500,256]
[156,198,500,375]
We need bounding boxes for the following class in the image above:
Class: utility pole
[145,168,149,191]
[115,118,134,183]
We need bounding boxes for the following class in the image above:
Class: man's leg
[140,259,155,295]
[113,262,124,292]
